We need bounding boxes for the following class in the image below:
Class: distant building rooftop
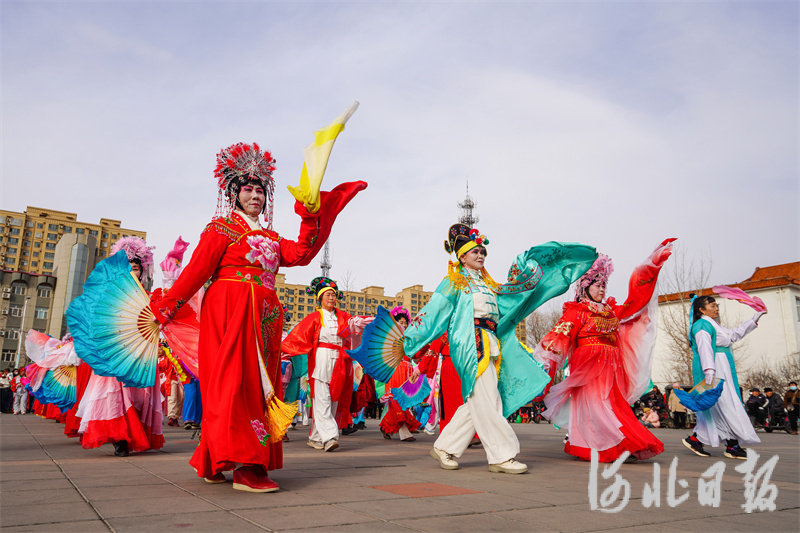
[658,262,800,303]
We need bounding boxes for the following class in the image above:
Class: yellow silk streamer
[287,101,360,213]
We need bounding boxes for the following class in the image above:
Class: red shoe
[204,472,227,484]
[168,418,178,427]
[232,466,279,493]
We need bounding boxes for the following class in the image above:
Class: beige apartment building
[0,206,146,276]
[0,207,147,367]
[275,273,433,330]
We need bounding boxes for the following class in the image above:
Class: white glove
[704,369,715,385]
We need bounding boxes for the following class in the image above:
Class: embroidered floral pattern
[245,235,280,272]
[251,419,270,445]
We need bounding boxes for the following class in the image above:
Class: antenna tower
[457,182,479,227]
[320,241,332,277]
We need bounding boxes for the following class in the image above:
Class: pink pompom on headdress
[575,254,613,300]
[390,306,410,322]
[213,142,276,227]
[111,236,155,286]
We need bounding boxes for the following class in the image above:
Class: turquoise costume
[403,242,597,417]
[690,319,741,402]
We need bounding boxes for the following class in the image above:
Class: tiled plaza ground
[1,414,798,532]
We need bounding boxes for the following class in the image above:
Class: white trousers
[13,389,27,414]
[167,380,183,419]
[398,424,413,440]
[434,361,519,465]
[309,380,339,443]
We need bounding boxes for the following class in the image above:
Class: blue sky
[2,1,797,304]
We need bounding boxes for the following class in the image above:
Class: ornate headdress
[213,142,276,227]
[305,276,343,301]
[390,306,410,323]
[111,236,155,286]
[443,223,489,259]
[575,254,613,301]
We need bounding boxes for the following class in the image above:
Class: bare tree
[740,353,800,395]
[657,246,713,385]
[525,309,562,347]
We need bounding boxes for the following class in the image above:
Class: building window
[6,247,16,255]
[33,252,39,257]
[796,297,800,322]
[31,261,37,267]
[25,221,33,228]
[11,283,26,295]
[89,230,98,236]
[63,226,72,233]
[111,233,117,239]
[45,243,56,250]
[103,232,109,238]
[20,260,27,266]
[35,307,48,320]
[38,286,52,298]
[8,329,19,340]
[43,262,53,269]
[1,350,15,363]
[37,223,43,228]
[47,233,58,240]
[44,252,54,259]
[9,305,21,317]
[24,231,32,237]
[48,224,58,230]
[34,242,40,248]
[76,228,85,234]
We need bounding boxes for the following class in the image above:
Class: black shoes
[724,445,747,459]
[682,436,711,457]
[113,440,129,457]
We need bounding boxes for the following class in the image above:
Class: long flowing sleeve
[612,240,673,321]
[726,313,762,342]
[279,181,367,267]
[281,313,320,356]
[150,226,229,324]
[496,242,597,339]
[695,329,716,374]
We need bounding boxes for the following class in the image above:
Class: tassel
[266,396,298,443]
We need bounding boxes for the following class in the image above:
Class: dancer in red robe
[151,142,366,492]
[281,277,372,451]
[536,240,674,463]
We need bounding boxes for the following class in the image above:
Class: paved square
[1,415,798,531]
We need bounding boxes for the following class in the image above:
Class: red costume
[538,244,672,462]
[281,308,355,428]
[151,182,365,478]
[63,362,95,438]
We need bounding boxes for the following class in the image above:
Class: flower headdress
[213,142,276,227]
[305,276,343,301]
[575,254,613,301]
[111,236,155,286]
[390,306,410,323]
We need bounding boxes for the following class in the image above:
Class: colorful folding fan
[390,377,432,411]
[66,250,160,389]
[35,365,78,412]
[346,305,405,383]
[674,379,725,412]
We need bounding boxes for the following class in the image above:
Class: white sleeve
[727,312,761,343]
[695,330,716,372]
